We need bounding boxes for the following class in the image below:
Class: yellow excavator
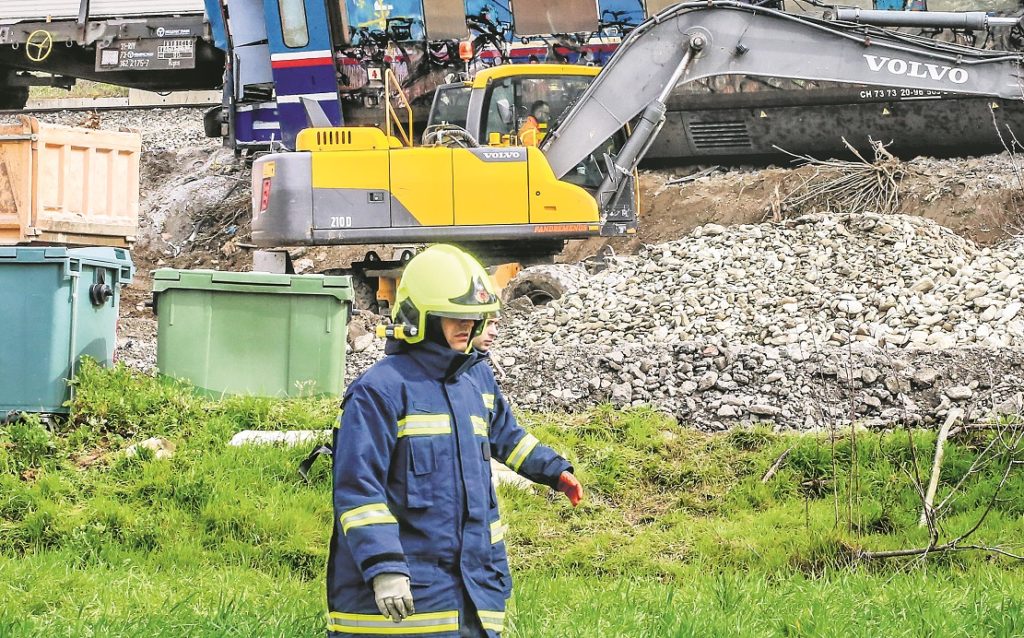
[252,62,620,309]
[251,1,1024,310]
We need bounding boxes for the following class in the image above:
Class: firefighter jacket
[327,339,572,637]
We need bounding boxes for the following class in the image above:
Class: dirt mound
[562,153,1024,264]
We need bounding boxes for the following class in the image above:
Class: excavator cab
[427,65,601,148]
[426,65,627,191]
[476,72,594,147]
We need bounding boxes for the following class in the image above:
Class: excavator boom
[542,0,1024,181]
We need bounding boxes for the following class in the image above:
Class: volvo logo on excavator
[471,148,526,162]
[863,54,968,85]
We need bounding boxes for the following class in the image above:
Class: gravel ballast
[349,213,1024,430]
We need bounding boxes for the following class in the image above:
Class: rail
[0,102,217,116]
[384,69,414,147]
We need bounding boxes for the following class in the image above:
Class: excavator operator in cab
[519,100,550,147]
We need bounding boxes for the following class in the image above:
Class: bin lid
[0,246,134,284]
[153,269,352,301]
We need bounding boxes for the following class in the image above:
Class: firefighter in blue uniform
[327,245,583,637]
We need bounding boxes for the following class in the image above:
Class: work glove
[557,471,584,507]
[372,573,415,623]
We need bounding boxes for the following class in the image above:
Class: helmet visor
[430,310,487,321]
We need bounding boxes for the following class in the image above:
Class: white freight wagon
[0,0,222,109]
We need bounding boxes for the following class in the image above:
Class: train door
[263,0,343,148]
[219,0,279,149]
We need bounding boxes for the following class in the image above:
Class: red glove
[557,472,583,507]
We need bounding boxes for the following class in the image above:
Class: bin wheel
[89,283,113,306]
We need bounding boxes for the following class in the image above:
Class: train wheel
[0,70,29,109]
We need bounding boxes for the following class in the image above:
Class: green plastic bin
[0,246,134,417]
[152,269,352,398]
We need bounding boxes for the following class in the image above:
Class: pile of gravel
[520,212,1024,351]
[347,213,1024,430]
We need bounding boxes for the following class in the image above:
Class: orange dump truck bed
[0,116,141,247]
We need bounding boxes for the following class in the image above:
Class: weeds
[1,364,1022,635]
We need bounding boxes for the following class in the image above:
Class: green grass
[30,80,129,100]
[1,361,1022,637]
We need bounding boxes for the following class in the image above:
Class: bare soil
[561,156,1024,263]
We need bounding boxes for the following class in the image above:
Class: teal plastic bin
[0,246,134,417]
[152,269,352,398]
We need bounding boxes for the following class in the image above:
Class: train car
[211,0,1024,163]
[0,0,225,109]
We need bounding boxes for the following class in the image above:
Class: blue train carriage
[0,0,225,109]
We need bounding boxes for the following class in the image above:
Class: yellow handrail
[384,69,414,147]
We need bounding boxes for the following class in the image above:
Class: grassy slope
[0,361,1021,637]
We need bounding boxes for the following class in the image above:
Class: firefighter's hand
[372,573,414,622]
[557,471,583,507]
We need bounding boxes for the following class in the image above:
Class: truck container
[0,116,141,247]
[152,269,352,398]
[0,246,133,418]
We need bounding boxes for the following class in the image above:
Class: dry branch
[666,165,721,185]
[919,408,962,527]
[774,139,907,217]
[859,542,1024,561]
[761,446,793,483]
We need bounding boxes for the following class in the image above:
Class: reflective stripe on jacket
[327,340,570,637]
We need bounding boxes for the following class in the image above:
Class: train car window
[278,0,310,48]
[423,0,468,40]
[930,0,1015,8]
[598,0,645,35]
[467,1,515,42]
[346,0,426,44]
[331,0,352,46]
[647,0,785,10]
[511,0,599,36]
[643,0,682,15]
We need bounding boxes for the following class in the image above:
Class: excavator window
[480,74,594,146]
[427,83,472,130]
